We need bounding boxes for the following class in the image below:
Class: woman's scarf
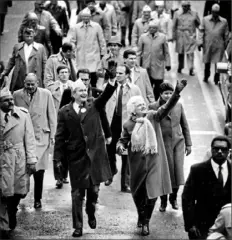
[131,116,158,155]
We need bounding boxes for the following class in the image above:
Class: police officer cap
[142,5,152,12]
[212,4,220,12]
[159,81,174,93]
[0,87,12,100]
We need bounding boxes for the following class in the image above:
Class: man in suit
[105,64,141,191]
[0,28,47,92]
[182,135,231,239]
[123,49,155,105]
[13,73,57,209]
[53,70,117,237]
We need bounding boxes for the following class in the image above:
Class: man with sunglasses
[182,135,231,239]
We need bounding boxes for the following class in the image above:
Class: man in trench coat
[0,87,37,239]
[13,73,57,209]
[53,72,117,237]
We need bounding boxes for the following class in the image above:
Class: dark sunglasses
[212,146,229,152]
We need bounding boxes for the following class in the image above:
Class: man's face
[160,90,173,102]
[212,10,219,18]
[157,6,164,14]
[87,2,96,12]
[143,10,151,19]
[82,15,91,24]
[72,85,88,103]
[58,68,69,82]
[125,54,137,69]
[116,66,128,83]
[79,73,90,88]
[63,49,75,59]
[109,44,120,55]
[0,96,14,113]
[23,32,34,44]
[134,99,147,117]
[149,25,159,34]
[34,1,44,12]
[24,77,38,94]
[211,140,229,164]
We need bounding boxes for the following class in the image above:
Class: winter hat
[159,81,174,94]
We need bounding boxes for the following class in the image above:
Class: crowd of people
[0,0,231,239]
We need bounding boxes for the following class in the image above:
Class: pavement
[0,1,227,239]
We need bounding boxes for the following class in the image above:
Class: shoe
[63,178,69,184]
[56,179,63,189]
[105,179,113,186]
[0,230,11,239]
[72,228,82,237]
[189,69,195,76]
[170,200,179,210]
[141,223,150,236]
[159,203,167,212]
[177,68,182,73]
[121,186,131,193]
[88,215,96,229]
[34,201,42,209]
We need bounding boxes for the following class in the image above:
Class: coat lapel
[28,46,38,60]
[3,115,19,135]
[134,67,140,84]
[18,43,26,63]
[21,89,31,107]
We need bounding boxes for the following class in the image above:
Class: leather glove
[105,66,117,79]
[26,164,36,176]
[175,79,187,93]
[198,44,203,51]
[166,66,171,71]
[188,226,201,239]
[185,146,192,156]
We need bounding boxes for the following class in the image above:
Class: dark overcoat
[150,98,192,188]
[117,90,181,199]
[53,82,117,189]
[182,160,231,233]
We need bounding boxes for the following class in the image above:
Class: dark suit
[182,160,231,239]
[53,82,116,229]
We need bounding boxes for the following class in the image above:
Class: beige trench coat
[13,88,57,171]
[137,32,171,80]
[68,21,106,73]
[0,106,37,197]
[172,9,200,54]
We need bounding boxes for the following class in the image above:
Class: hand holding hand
[26,164,36,176]
[175,79,187,93]
[185,146,192,156]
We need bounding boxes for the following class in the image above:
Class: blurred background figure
[0,0,12,35]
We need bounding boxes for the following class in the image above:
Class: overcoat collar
[17,42,40,63]
[3,107,21,134]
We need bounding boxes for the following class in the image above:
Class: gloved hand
[166,66,171,71]
[175,79,187,93]
[198,44,203,51]
[188,226,201,239]
[105,66,117,80]
[26,164,36,176]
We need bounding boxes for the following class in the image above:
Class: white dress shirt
[211,159,228,186]
[24,43,33,72]
[60,82,68,95]
[73,102,80,114]
[130,67,135,83]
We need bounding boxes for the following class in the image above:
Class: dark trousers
[33,170,45,202]
[0,14,6,33]
[61,157,68,179]
[178,53,194,71]
[90,72,98,88]
[160,187,179,206]
[121,155,130,189]
[204,63,220,83]
[188,229,208,239]
[133,181,157,224]
[149,76,163,101]
[121,24,133,46]
[71,185,100,229]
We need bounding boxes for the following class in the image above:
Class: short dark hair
[57,65,69,74]
[77,69,90,78]
[211,135,231,149]
[123,49,136,59]
[62,42,73,53]
[117,64,131,75]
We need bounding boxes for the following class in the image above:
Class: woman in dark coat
[117,79,187,236]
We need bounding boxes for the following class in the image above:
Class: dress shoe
[34,201,42,209]
[170,200,179,210]
[0,230,11,239]
[56,179,63,189]
[159,203,167,212]
[63,178,69,184]
[88,215,97,229]
[105,179,113,186]
[72,228,82,237]
[121,186,131,193]
[189,69,195,76]
[141,223,150,236]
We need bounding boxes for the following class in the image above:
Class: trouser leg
[204,62,211,80]
[160,195,168,207]
[144,198,157,223]
[128,23,133,46]
[169,187,179,203]
[33,170,45,202]
[121,26,126,46]
[214,64,220,84]
[71,188,85,229]
[0,14,6,34]
[0,193,9,231]
[121,155,130,190]
[61,157,69,179]
[153,79,164,101]
[85,185,100,218]
[90,72,97,88]
[178,54,185,70]
[186,53,194,71]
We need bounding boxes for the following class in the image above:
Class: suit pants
[160,187,179,205]
[90,72,98,88]
[204,63,220,83]
[0,14,6,34]
[71,185,100,229]
[33,170,45,202]
[149,77,163,101]
[178,53,194,71]
[0,193,21,231]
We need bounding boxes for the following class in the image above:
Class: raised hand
[175,79,187,93]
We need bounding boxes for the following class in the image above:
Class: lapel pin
[81,108,86,113]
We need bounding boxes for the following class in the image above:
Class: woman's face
[134,99,147,117]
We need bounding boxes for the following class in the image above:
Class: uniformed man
[0,87,37,239]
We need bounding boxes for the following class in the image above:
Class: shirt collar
[211,159,227,170]
[81,21,92,28]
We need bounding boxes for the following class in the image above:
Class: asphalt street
[0,1,227,239]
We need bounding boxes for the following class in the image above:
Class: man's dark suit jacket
[182,159,231,235]
[59,86,112,139]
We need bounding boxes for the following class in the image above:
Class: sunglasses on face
[212,147,229,152]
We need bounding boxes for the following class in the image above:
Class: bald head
[212,3,220,12]
[27,12,38,21]
[24,73,38,94]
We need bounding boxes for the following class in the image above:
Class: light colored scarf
[131,117,158,155]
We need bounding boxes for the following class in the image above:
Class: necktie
[4,113,9,123]
[218,165,224,188]
[68,58,76,82]
[116,85,123,116]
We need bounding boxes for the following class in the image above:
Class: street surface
[0,1,227,239]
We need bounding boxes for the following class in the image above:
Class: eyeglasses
[81,78,90,82]
[212,147,229,152]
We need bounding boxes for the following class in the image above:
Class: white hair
[71,79,86,92]
[127,95,146,117]
[142,5,152,12]
[149,19,160,27]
